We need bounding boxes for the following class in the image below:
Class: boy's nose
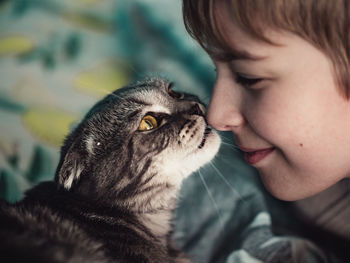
[206,80,245,132]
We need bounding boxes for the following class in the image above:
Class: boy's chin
[259,171,326,201]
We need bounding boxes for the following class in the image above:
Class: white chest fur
[141,210,173,245]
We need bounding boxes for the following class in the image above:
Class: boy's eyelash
[213,67,263,88]
[235,73,263,87]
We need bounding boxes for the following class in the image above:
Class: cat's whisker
[198,169,225,228]
[109,92,124,99]
[112,57,143,77]
[220,138,235,146]
[96,88,124,100]
[125,63,142,77]
[94,88,114,96]
[219,143,240,152]
[219,137,241,151]
[199,95,211,105]
[209,161,244,202]
[219,135,235,144]
[220,141,239,149]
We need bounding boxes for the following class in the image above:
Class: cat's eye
[168,87,184,99]
[138,115,158,131]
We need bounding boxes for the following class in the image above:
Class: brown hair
[183,0,350,98]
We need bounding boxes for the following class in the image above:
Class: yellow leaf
[22,108,79,148]
[0,35,35,56]
[75,60,132,98]
[74,0,102,5]
[63,12,112,32]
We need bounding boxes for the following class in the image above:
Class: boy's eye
[138,115,158,131]
[235,73,263,88]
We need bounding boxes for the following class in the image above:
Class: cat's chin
[158,130,221,187]
[193,129,221,166]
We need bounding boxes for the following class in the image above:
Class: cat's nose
[188,103,204,116]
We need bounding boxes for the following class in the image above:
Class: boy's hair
[183,0,350,98]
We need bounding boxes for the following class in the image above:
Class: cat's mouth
[198,126,212,149]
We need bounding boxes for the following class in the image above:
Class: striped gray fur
[0,77,221,263]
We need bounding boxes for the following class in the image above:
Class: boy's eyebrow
[210,48,267,61]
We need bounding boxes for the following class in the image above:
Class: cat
[0,77,221,263]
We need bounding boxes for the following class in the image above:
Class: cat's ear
[55,138,87,190]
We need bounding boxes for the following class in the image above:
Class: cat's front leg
[169,249,192,263]
[170,258,192,263]
[167,238,192,263]
[170,256,192,263]
[168,247,193,263]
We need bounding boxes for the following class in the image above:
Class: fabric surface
[0,0,348,262]
[292,179,350,242]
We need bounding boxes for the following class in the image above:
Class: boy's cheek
[257,150,331,201]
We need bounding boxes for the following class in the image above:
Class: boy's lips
[239,146,275,165]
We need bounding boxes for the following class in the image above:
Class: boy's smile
[239,146,275,166]
[208,1,350,201]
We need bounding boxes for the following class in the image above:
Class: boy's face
[208,2,350,201]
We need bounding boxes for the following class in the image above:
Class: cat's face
[55,78,221,208]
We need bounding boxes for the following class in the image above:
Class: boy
[182,0,350,261]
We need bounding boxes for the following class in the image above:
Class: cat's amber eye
[138,115,158,131]
[168,87,184,99]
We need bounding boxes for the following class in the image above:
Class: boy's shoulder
[293,178,350,241]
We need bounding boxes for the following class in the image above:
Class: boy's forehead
[214,1,301,60]
[213,2,293,62]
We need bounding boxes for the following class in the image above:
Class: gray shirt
[293,178,350,241]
